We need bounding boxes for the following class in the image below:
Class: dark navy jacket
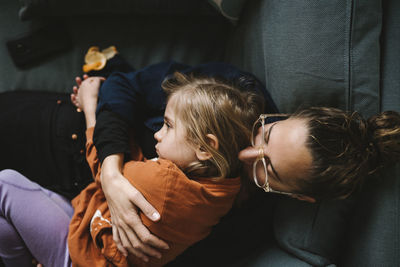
[94,59,278,160]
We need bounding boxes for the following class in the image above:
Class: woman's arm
[99,152,169,261]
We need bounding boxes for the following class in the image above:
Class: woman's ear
[195,134,219,161]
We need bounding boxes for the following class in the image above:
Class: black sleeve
[93,109,130,163]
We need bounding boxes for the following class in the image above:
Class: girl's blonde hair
[162,72,264,179]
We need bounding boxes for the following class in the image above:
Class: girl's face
[239,118,313,195]
[154,95,198,168]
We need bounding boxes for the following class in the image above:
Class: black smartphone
[6,23,72,69]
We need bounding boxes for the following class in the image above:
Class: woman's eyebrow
[269,163,282,182]
[265,122,277,144]
[265,122,282,182]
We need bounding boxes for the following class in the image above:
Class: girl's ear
[195,134,219,161]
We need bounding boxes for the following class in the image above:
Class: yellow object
[101,46,118,60]
[82,46,118,73]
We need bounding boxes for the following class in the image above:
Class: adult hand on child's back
[101,154,169,262]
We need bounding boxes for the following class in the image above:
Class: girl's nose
[154,125,165,142]
[154,131,160,142]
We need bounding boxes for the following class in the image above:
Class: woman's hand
[101,154,169,262]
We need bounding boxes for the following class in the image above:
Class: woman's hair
[162,72,264,179]
[292,107,400,200]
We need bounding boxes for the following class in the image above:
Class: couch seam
[344,0,354,111]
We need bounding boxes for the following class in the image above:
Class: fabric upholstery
[227,0,381,118]
[18,0,215,20]
[273,197,355,266]
[233,241,315,267]
[0,0,231,93]
[339,165,400,267]
[227,0,385,265]
[0,0,398,266]
[380,0,400,112]
[208,0,248,24]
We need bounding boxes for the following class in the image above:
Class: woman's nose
[238,146,260,164]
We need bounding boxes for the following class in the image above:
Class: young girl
[0,72,264,266]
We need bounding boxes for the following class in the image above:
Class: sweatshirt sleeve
[93,110,130,163]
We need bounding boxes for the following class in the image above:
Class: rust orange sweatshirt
[68,127,241,266]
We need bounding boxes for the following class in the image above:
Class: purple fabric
[0,169,73,267]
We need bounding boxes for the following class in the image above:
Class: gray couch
[0,0,399,266]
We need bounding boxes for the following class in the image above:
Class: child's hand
[71,75,105,114]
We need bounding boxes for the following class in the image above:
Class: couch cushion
[380,0,400,112]
[18,0,216,20]
[339,164,400,267]
[226,0,382,118]
[232,241,314,267]
[226,0,383,265]
[0,0,231,93]
[273,197,355,266]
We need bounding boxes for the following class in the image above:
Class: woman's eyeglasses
[251,114,293,196]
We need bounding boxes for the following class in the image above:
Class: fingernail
[151,212,160,221]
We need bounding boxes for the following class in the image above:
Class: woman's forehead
[268,118,312,182]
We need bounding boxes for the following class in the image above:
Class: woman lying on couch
[83,60,400,262]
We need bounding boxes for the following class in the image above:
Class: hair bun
[367,111,400,168]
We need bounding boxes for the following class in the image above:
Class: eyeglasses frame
[251,114,293,196]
